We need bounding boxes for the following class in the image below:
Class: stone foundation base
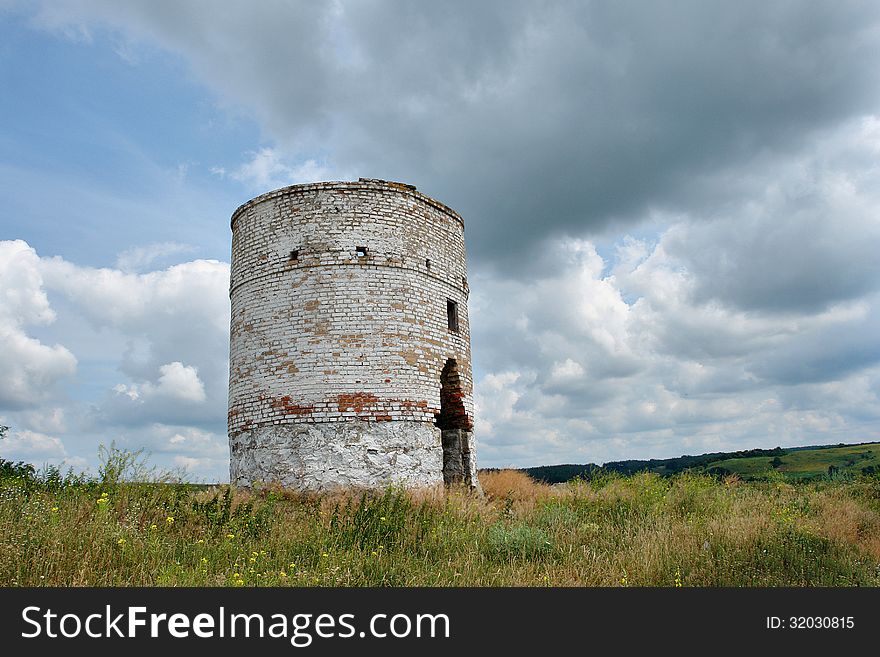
[230,421,459,492]
[441,429,482,494]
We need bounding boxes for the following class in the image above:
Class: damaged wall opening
[436,358,473,484]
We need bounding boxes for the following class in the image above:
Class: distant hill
[512,441,880,484]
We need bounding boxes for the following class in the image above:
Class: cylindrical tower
[228,178,479,492]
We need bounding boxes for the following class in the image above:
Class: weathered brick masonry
[228,178,480,491]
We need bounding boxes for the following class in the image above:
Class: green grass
[3,462,880,587]
[704,443,880,480]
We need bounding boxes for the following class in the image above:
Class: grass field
[703,443,880,480]
[3,449,880,587]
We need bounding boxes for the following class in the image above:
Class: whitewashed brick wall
[227,179,475,490]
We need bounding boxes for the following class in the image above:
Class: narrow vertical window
[446,299,459,332]
[426,258,431,270]
[356,246,368,257]
[289,249,299,261]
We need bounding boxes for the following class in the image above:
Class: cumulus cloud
[0,240,77,409]
[114,361,206,404]
[0,426,85,470]
[33,253,229,430]
[0,239,231,478]
[655,117,880,314]
[472,227,880,465]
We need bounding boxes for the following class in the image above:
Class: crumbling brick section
[227,178,479,492]
[435,359,472,431]
[436,358,476,485]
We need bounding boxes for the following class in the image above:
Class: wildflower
[322,552,329,558]
[280,571,287,578]
[50,507,59,513]
[165,516,174,525]
[674,569,683,588]
[289,563,296,569]
[201,557,208,563]
[150,524,158,531]
[249,557,256,564]
[226,533,235,539]
[96,497,109,507]
[196,539,204,545]
[117,538,126,547]
[380,516,386,522]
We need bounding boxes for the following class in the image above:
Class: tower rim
[230,178,464,231]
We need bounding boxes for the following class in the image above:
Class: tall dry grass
[1,465,879,587]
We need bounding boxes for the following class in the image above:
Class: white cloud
[0,240,77,409]
[0,428,68,464]
[216,147,344,191]
[1,242,229,479]
[37,255,228,428]
[472,224,880,466]
[115,242,195,273]
[114,361,206,404]
[156,361,205,402]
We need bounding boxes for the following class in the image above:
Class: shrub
[485,522,553,560]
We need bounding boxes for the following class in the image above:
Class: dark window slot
[447,299,459,332]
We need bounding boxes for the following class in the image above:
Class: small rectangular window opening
[289,249,299,261]
[425,259,431,269]
[356,246,368,257]
[447,299,459,332]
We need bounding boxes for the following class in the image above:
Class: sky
[1,1,880,482]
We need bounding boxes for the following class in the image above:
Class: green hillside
[521,441,880,484]
[705,443,880,480]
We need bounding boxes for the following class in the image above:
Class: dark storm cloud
[329,0,880,267]
[30,0,880,270]
[748,302,880,384]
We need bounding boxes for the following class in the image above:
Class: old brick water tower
[227,178,479,492]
